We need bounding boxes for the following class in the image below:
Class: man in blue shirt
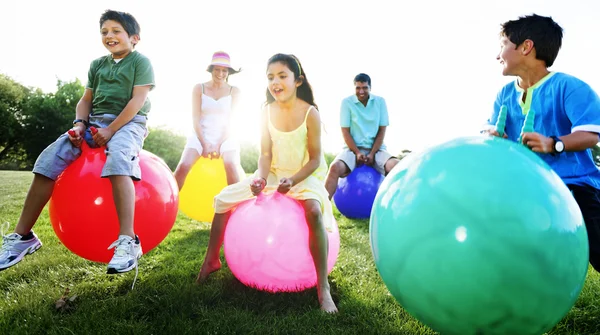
[325,73,399,199]
[484,14,600,272]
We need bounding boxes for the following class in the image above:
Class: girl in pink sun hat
[174,51,244,189]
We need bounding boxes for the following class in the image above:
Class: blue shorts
[32,114,147,181]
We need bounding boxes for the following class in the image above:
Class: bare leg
[222,151,242,185]
[174,148,200,190]
[196,211,231,283]
[109,175,136,238]
[325,160,350,200]
[384,157,400,176]
[303,200,338,313]
[14,174,55,235]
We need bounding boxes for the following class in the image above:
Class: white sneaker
[106,235,142,274]
[0,231,42,271]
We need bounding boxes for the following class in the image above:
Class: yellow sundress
[213,105,334,231]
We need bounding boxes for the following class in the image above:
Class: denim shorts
[32,114,147,181]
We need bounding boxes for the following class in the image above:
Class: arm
[68,89,93,147]
[289,107,322,185]
[93,85,151,146]
[341,127,361,155]
[523,79,600,153]
[256,105,273,180]
[74,89,93,131]
[522,131,598,153]
[340,99,363,158]
[369,126,387,156]
[191,84,209,150]
[107,85,151,133]
[561,131,599,151]
[366,97,390,163]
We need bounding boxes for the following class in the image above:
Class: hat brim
[209,62,233,69]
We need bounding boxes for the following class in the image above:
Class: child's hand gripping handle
[519,109,535,145]
[495,105,507,137]
[69,126,97,137]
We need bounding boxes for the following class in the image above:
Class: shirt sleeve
[340,99,351,128]
[134,56,155,91]
[85,59,97,90]
[379,97,390,126]
[565,81,600,134]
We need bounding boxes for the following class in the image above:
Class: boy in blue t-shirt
[484,14,600,272]
[0,10,155,275]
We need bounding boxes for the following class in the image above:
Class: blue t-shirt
[340,94,389,150]
[486,72,600,188]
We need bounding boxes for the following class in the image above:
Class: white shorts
[184,135,240,155]
[334,148,394,176]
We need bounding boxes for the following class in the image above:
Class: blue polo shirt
[340,94,389,150]
[486,72,600,188]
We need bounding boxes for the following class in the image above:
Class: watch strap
[550,136,563,154]
[73,119,89,127]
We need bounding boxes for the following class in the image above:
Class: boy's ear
[131,34,140,45]
[521,39,534,56]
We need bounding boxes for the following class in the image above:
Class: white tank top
[198,84,232,145]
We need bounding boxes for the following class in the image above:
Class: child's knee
[176,161,194,173]
[328,160,348,178]
[304,202,322,224]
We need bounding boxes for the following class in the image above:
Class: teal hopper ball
[370,136,589,335]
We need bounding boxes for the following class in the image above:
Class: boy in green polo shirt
[0,10,155,276]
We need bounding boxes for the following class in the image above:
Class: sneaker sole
[0,241,43,271]
[106,253,142,275]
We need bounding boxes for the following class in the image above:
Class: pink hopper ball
[223,192,340,292]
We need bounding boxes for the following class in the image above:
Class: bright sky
[2,0,599,154]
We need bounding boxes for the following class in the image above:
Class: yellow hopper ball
[179,158,228,223]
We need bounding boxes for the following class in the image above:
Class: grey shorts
[334,148,394,176]
[33,114,148,181]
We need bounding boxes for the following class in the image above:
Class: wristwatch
[550,136,564,154]
[73,119,89,127]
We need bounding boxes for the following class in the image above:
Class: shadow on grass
[0,226,421,335]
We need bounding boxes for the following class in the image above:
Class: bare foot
[318,286,338,314]
[195,259,222,284]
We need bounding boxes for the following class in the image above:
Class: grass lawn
[0,170,598,335]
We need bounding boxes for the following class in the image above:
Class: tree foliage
[0,74,29,162]
[20,79,84,164]
[142,127,186,171]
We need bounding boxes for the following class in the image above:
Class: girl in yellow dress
[196,53,338,313]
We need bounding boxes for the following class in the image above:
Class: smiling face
[354,81,370,103]
[211,65,230,83]
[497,35,522,76]
[267,61,299,102]
[101,19,138,59]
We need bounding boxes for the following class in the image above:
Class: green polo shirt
[86,51,155,116]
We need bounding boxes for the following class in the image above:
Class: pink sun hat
[206,51,240,73]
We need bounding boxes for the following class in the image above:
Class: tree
[142,127,186,171]
[20,79,84,166]
[0,74,29,162]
